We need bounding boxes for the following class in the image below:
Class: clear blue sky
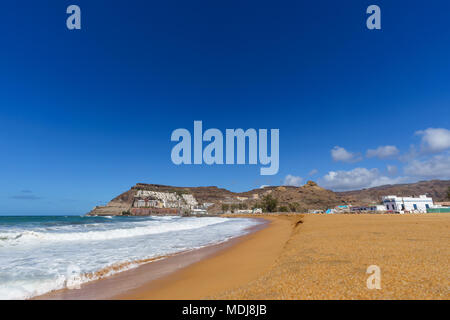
[1,1,449,215]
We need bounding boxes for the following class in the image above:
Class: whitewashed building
[191,208,208,215]
[382,195,433,213]
[236,209,253,214]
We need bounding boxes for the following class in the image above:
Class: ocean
[0,215,261,300]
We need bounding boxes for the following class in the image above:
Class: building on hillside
[133,190,200,212]
[382,195,433,213]
[252,208,263,214]
[202,202,215,208]
[182,194,198,208]
[134,198,162,208]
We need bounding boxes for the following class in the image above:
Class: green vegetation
[262,195,278,213]
[181,208,191,216]
[238,203,248,210]
[252,202,261,209]
[278,206,289,212]
[121,210,131,216]
[221,204,230,212]
[288,202,299,212]
[447,186,450,200]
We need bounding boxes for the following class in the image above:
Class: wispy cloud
[10,190,42,200]
[331,146,362,163]
[386,165,398,175]
[404,154,450,179]
[366,145,399,159]
[319,167,409,191]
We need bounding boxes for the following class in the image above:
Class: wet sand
[35,217,278,300]
[117,215,295,299]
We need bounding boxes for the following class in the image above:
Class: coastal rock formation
[89,201,131,216]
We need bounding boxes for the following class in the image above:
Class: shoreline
[116,214,298,299]
[34,216,277,300]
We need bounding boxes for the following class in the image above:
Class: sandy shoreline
[116,214,296,299]
[34,217,275,300]
[35,213,449,300]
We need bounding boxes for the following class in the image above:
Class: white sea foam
[0,215,261,299]
[0,217,226,244]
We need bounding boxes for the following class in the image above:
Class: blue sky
[1,1,449,215]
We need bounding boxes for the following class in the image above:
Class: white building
[191,208,207,215]
[382,195,433,213]
[236,209,253,214]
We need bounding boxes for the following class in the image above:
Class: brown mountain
[87,180,450,215]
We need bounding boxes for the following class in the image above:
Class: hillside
[87,180,450,215]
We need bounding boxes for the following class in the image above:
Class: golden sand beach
[119,213,449,300]
[37,213,449,300]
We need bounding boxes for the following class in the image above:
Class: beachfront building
[190,208,208,215]
[351,205,386,213]
[329,205,351,213]
[236,209,253,214]
[382,195,433,213]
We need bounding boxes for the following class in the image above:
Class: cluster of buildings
[323,194,450,214]
[132,190,210,215]
[228,208,263,214]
